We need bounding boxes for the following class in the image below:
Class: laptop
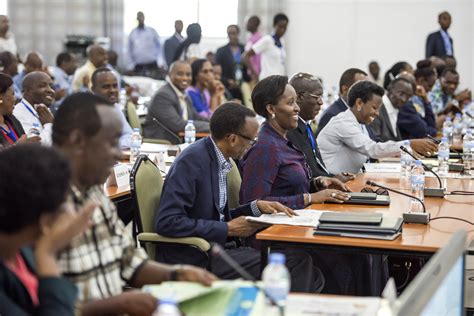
[327,192,391,206]
[314,214,403,240]
[394,230,466,316]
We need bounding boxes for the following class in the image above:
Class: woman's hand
[315,176,352,192]
[310,189,350,204]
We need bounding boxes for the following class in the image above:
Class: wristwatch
[170,265,183,281]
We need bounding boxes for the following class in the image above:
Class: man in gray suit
[143,61,209,144]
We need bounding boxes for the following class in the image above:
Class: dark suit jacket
[164,35,182,67]
[316,98,348,136]
[143,83,209,144]
[398,98,437,139]
[287,118,331,177]
[0,248,77,316]
[154,137,254,267]
[215,43,250,87]
[426,30,453,58]
[370,103,401,142]
[0,115,25,147]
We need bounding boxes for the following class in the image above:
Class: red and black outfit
[0,115,25,147]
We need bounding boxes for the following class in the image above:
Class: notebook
[319,212,383,225]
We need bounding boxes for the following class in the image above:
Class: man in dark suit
[370,77,438,155]
[155,103,318,292]
[143,60,209,144]
[316,68,367,136]
[164,20,184,68]
[215,25,249,101]
[426,11,454,58]
[287,72,354,182]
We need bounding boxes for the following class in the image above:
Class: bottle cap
[403,140,410,146]
[188,120,194,124]
[269,253,285,264]
[455,113,461,118]
[160,298,177,305]
[414,160,422,166]
[133,128,140,132]
[446,117,451,121]
[441,137,448,142]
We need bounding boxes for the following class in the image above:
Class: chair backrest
[127,101,142,133]
[130,155,164,255]
[227,158,241,210]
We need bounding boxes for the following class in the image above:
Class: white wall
[283,0,473,91]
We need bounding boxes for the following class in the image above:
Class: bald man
[0,15,17,55]
[143,61,209,144]
[72,44,108,91]
[13,51,44,99]
[13,71,55,145]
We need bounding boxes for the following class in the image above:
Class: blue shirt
[440,30,453,56]
[128,26,161,66]
[52,67,72,108]
[13,70,25,100]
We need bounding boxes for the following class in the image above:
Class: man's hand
[16,134,41,144]
[256,200,297,217]
[411,139,438,156]
[118,291,157,316]
[82,75,90,87]
[174,265,218,286]
[35,104,54,125]
[55,88,66,100]
[334,172,356,183]
[227,216,267,237]
[455,89,471,103]
[316,176,352,192]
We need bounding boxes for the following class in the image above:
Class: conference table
[257,172,473,266]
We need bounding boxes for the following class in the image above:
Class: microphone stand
[400,146,445,198]
[211,244,285,316]
[366,180,430,224]
[152,117,183,143]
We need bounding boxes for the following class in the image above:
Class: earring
[357,107,361,112]
[271,113,275,119]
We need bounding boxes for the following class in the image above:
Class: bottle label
[410,174,425,185]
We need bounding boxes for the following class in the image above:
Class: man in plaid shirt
[52,92,216,315]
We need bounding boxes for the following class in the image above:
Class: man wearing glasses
[154,103,316,292]
[287,73,355,183]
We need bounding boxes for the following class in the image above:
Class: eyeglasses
[361,187,389,196]
[304,92,323,102]
[235,133,258,146]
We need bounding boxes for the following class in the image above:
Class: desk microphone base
[403,212,430,224]
[424,187,446,198]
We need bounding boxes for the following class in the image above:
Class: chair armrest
[137,232,211,252]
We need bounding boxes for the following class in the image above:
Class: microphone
[400,146,445,198]
[211,244,285,316]
[366,180,430,224]
[152,117,183,143]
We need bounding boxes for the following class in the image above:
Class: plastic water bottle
[152,298,180,316]
[410,160,425,212]
[400,140,413,177]
[184,120,196,144]
[463,130,473,175]
[129,128,142,164]
[262,253,290,308]
[28,123,41,137]
[442,117,454,145]
[453,113,463,142]
[437,137,450,176]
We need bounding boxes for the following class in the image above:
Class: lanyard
[21,101,40,120]
[0,121,18,144]
[305,124,330,174]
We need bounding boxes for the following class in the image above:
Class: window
[123,0,238,38]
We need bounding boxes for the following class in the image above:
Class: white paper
[284,294,382,316]
[246,209,327,227]
[140,142,177,153]
[364,163,401,173]
[113,164,130,188]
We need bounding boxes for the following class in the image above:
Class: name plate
[113,164,130,188]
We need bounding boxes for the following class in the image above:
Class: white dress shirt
[114,103,133,149]
[317,109,404,174]
[252,34,286,80]
[382,94,399,138]
[13,99,52,145]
